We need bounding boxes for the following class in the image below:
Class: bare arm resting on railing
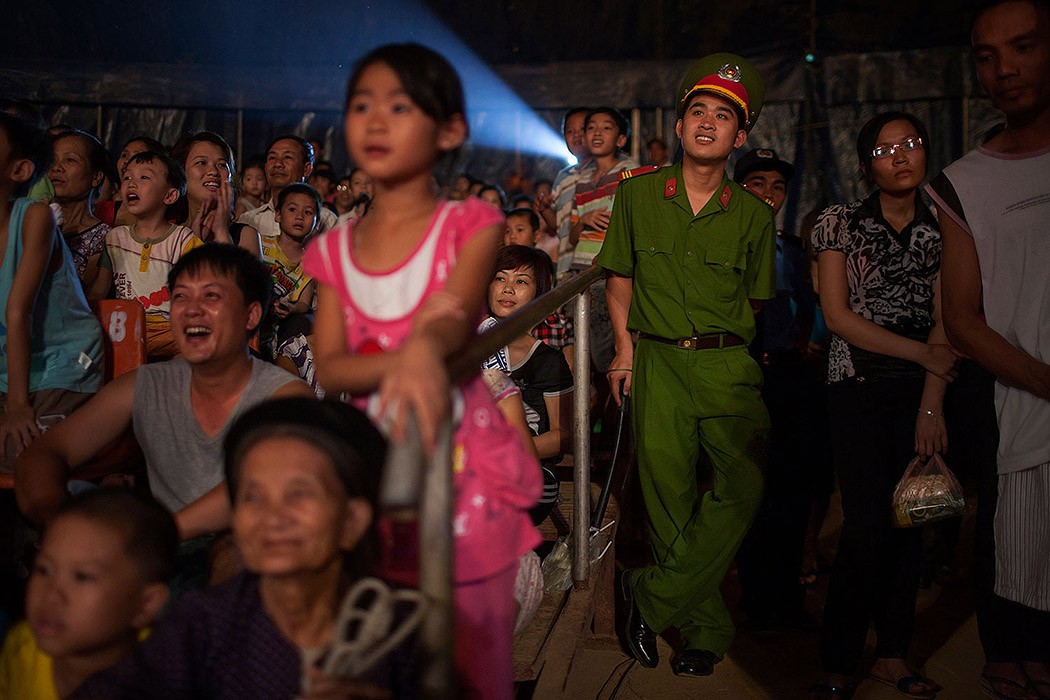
[606,272,634,405]
[312,224,503,450]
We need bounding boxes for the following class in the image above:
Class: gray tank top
[132,357,299,512]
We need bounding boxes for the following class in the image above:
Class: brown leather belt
[638,332,746,350]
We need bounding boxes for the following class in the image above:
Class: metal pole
[417,416,456,699]
[96,105,103,140]
[572,288,592,587]
[655,107,663,139]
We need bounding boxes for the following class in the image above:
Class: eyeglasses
[336,184,350,191]
[871,137,923,160]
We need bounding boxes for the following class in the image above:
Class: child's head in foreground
[343,43,468,182]
[0,111,52,198]
[26,489,178,660]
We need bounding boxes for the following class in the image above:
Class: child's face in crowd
[504,215,537,247]
[266,138,308,193]
[345,62,464,185]
[276,192,319,240]
[335,178,354,208]
[533,182,552,204]
[242,166,266,198]
[451,175,471,200]
[676,93,747,166]
[479,189,503,208]
[563,112,589,161]
[741,170,787,215]
[307,173,333,199]
[49,136,101,201]
[120,160,177,217]
[488,265,538,319]
[184,141,231,204]
[27,515,155,659]
[233,436,368,578]
[170,266,260,364]
[116,139,150,178]
[350,169,374,200]
[586,114,626,159]
[867,119,926,196]
[647,140,668,165]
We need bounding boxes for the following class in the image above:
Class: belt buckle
[677,336,700,350]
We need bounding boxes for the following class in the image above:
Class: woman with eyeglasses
[807,112,961,700]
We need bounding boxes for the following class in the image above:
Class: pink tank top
[304,198,542,582]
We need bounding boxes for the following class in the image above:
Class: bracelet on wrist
[919,408,943,421]
[607,368,633,373]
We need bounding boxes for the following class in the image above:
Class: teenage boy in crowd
[926,0,1050,696]
[598,54,775,677]
[539,108,591,281]
[237,135,337,238]
[570,108,654,377]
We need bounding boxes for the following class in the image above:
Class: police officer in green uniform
[597,53,776,676]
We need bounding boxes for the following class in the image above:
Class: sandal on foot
[980,673,1035,700]
[809,682,855,699]
[870,673,937,699]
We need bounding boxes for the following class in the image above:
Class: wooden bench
[513,481,619,694]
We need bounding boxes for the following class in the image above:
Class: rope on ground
[596,657,636,700]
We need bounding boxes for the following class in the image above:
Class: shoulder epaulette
[619,164,661,181]
[741,185,775,208]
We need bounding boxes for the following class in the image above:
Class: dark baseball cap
[733,148,794,182]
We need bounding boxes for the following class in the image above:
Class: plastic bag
[892,453,966,528]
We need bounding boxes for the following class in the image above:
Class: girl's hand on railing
[378,336,450,452]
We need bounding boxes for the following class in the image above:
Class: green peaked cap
[676,52,766,131]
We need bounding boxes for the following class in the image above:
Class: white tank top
[938,145,1050,473]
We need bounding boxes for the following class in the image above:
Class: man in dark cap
[597,53,776,676]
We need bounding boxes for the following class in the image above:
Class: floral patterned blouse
[812,191,941,382]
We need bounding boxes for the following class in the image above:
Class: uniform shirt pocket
[704,245,748,300]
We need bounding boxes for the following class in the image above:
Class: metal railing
[383,265,604,698]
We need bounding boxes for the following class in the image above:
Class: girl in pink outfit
[303,44,542,700]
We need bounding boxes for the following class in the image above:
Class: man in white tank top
[926,0,1050,694]
[17,246,313,541]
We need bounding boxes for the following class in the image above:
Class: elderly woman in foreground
[76,398,416,699]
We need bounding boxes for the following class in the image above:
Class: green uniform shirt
[596,161,776,343]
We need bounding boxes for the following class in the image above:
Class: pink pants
[454,564,517,700]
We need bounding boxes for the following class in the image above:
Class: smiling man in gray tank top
[17,245,313,541]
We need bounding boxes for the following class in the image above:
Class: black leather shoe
[670,648,721,677]
[621,570,658,668]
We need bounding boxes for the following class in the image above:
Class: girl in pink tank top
[303,44,541,700]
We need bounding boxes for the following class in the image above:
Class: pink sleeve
[302,226,344,289]
[450,198,504,252]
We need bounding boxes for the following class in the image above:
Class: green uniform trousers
[628,338,769,655]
